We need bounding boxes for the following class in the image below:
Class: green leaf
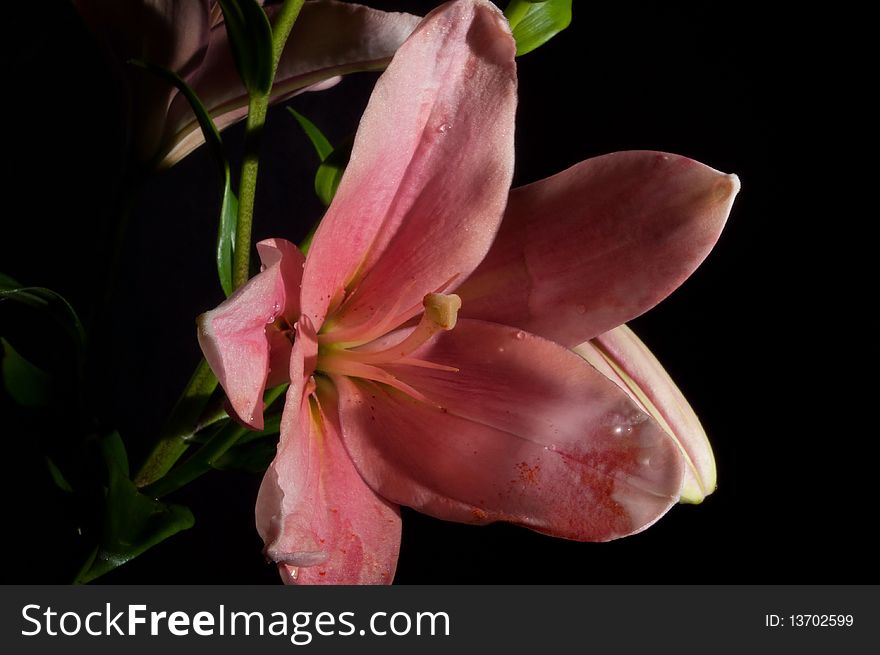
[0,272,21,290]
[0,285,86,357]
[1,337,52,407]
[316,134,354,207]
[45,456,74,493]
[287,107,353,207]
[212,439,278,474]
[217,181,239,297]
[130,60,238,296]
[75,433,195,584]
[212,413,281,473]
[288,108,334,161]
[504,0,572,56]
[218,0,274,96]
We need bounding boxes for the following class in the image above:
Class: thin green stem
[138,0,307,487]
[231,0,305,289]
[134,359,218,487]
[270,0,306,71]
[231,95,267,289]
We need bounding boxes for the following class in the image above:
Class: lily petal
[457,151,740,347]
[197,239,303,429]
[159,1,422,167]
[332,319,684,541]
[574,325,716,504]
[257,327,401,584]
[301,0,516,333]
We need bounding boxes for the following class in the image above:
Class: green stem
[133,359,218,487]
[137,0,307,486]
[231,95,267,289]
[144,385,287,498]
[270,0,306,70]
[231,0,306,289]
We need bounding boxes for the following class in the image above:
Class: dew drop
[497,346,505,353]
[515,330,525,340]
[437,122,451,134]
[608,411,638,437]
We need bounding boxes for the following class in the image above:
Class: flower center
[316,292,461,400]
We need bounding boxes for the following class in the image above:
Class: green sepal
[504,0,572,56]
[218,0,275,96]
[75,433,195,584]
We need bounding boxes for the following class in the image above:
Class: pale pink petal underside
[457,151,740,347]
[575,325,716,503]
[257,331,401,585]
[159,1,422,167]
[333,319,684,541]
[197,239,304,429]
[301,0,516,334]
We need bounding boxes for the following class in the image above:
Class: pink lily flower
[74,0,421,167]
[197,0,739,583]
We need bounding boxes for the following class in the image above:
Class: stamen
[336,293,460,366]
[319,356,429,402]
[318,274,460,348]
[318,277,422,347]
[395,357,459,372]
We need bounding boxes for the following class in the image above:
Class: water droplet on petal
[515,330,525,340]
[497,346,505,353]
[437,122,451,134]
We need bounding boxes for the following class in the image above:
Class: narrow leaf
[212,439,278,473]
[504,0,572,56]
[76,433,195,584]
[217,183,239,297]
[287,107,353,207]
[0,272,21,290]
[212,414,281,473]
[288,107,334,160]
[130,60,238,296]
[0,286,86,356]
[218,0,275,96]
[1,338,52,407]
[45,456,74,493]
[315,134,354,207]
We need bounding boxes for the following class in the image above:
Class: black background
[4,1,874,584]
